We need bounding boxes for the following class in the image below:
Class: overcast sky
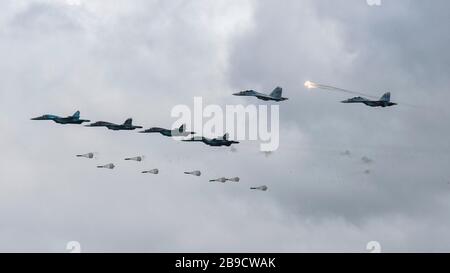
[1,0,450,252]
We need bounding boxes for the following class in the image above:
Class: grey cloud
[1,0,450,252]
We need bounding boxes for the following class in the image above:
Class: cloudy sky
[1,0,450,252]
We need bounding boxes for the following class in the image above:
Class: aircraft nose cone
[233,92,243,96]
[31,116,44,120]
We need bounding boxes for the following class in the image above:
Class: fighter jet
[341,92,397,107]
[182,133,239,147]
[31,111,90,124]
[86,118,143,131]
[233,87,288,102]
[139,124,194,137]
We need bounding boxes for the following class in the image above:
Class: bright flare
[304,81,317,89]
[304,81,379,99]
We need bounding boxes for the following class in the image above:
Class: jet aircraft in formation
[233,86,288,102]
[140,124,195,137]
[31,111,90,124]
[341,92,397,108]
[86,118,143,131]
[183,133,239,147]
[34,85,394,192]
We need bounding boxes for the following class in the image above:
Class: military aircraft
[341,92,397,107]
[233,87,288,102]
[86,118,143,131]
[139,124,194,137]
[182,133,239,147]
[31,111,90,124]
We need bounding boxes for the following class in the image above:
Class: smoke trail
[304,81,422,107]
[304,81,379,99]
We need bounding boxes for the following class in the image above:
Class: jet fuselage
[31,114,90,124]
[233,89,288,102]
[86,121,142,131]
[140,126,194,137]
[183,137,239,147]
[341,95,397,108]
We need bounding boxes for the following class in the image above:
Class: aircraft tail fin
[179,124,186,132]
[124,118,133,126]
[270,87,283,98]
[222,133,229,140]
[72,111,80,119]
[380,92,391,102]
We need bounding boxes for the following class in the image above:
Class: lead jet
[31,111,90,125]
[182,133,239,147]
[86,118,143,131]
[233,86,288,102]
[341,92,397,108]
[139,124,195,137]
